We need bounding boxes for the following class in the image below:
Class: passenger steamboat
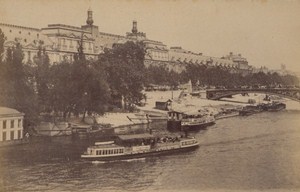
[81,133,199,161]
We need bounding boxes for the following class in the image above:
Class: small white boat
[81,133,199,161]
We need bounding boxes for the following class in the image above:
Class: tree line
[145,61,299,89]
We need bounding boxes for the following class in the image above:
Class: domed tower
[86,8,94,26]
[126,20,146,40]
[81,8,99,44]
[132,20,138,34]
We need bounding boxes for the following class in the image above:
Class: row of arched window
[95,148,124,155]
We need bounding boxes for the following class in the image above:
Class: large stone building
[0,9,251,74]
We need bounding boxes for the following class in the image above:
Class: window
[18,119,22,128]
[28,51,31,61]
[3,120,6,129]
[10,120,14,128]
[10,131,14,140]
[18,130,21,139]
[9,30,12,33]
[37,34,39,38]
[3,132,6,141]
[28,32,31,35]
[19,31,21,34]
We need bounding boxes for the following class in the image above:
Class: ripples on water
[0,110,300,192]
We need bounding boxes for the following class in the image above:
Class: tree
[48,61,73,119]
[69,57,110,121]
[81,61,110,119]
[0,29,5,61]
[48,49,110,121]
[0,41,38,124]
[0,29,7,87]
[74,33,85,61]
[33,45,51,113]
[99,41,146,109]
[145,65,170,85]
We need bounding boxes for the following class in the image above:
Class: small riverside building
[0,107,24,143]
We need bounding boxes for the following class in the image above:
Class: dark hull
[182,121,215,131]
[215,112,239,120]
[167,120,215,132]
[239,109,263,116]
[239,111,257,116]
[266,103,286,112]
[167,120,181,131]
[81,145,199,161]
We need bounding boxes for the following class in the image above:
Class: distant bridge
[206,88,300,102]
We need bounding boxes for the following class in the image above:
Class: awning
[118,133,154,140]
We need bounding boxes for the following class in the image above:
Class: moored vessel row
[239,101,286,116]
[80,99,286,161]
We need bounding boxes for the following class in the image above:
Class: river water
[1,109,300,191]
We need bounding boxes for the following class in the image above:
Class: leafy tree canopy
[99,41,146,106]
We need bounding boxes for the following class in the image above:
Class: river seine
[1,109,300,191]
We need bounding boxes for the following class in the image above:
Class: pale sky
[1,0,300,72]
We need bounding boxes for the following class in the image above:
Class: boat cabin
[87,141,125,156]
[168,111,183,122]
[116,133,155,147]
[168,109,205,121]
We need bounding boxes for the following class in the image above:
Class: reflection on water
[1,111,300,191]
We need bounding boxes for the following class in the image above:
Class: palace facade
[0,9,252,74]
